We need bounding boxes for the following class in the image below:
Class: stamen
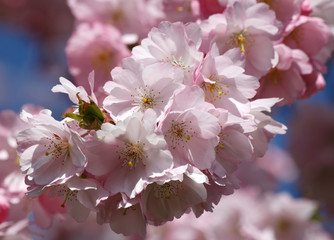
[166,120,195,149]
[218,142,225,150]
[230,28,254,53]
[120,142,145,169]
[238,33,246,53]
[61,190,70,208]
[44,135,69,164]
[202,74,229,103]
[45,147,63,156]
[131,86,161,111]
[162,54,191,72]
[153,181,183,199]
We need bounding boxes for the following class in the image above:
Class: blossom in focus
[17,112,87,189]
[132,21,203,85]
[103,58,184,122]
[201,1,281,77]
[90,111,173,199]
[159,86,220,170]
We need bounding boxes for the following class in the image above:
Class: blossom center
[109,9,124,25]
[153,181,183,199]
[120,142,145,169]
[162,54,191,72]
[217,131,229,151]
[231,29,254,53]
[203,74,230,103]
[92,50,113,70]
[167,120,195,149]
[44,134,70,164]
[57,185,78,208]
[131,86,162,111]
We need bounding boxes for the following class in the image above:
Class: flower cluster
[11,0,334,237]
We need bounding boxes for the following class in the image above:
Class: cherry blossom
[17,113,87,188]
[65,22,131,91]
[103,58,184,121]
[90,111,173,198]
[132,21,203,85]
[159,86,220,169]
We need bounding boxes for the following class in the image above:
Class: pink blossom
[52,75,92,104]
[258,0,304,27]
[309,0,334,62]
[289,104,334,214]
[132,21,203,85]
[17,114,87,187]
[255,44,312,105]
[196,45,259,116]
[97,194,147,237]
[202,1,281,77]
[283,15,330,57]
[90,111,173,198]
[65,22,131,91]
[67,0,163,44]
[159,86,220,169]
[259,193,318,240]
[299,58,327,99]
[235,144,299,191]
[246,98,287,158]
[141,165,208,226]
[160,0,200,23]
[47,176,108,223]
[212,108,254,177]
[103,58,184,121]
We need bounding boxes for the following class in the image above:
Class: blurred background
[1,0,334,239]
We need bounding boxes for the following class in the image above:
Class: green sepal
[62,93,106,130]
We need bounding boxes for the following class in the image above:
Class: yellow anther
[218,91,223,96]
[238,34,246,53]
[218,142,225,150]
[142,97,148,103]
[128,161,133,167]
[45,148,58,156]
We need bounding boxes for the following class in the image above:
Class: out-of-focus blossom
[67,0,163,44]
[289,103,334,215]
[255,44,312,105]
[65,22,131,91]
[142,188,327,240]
[236,144,299,191]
